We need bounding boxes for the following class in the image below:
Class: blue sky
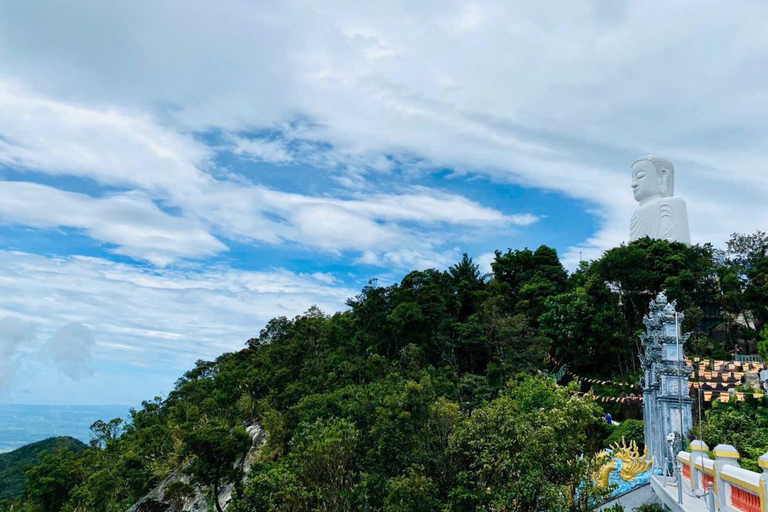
[1,0,768,405]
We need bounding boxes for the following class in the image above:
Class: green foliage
[590,237,717,331]
[697,397,768,471]
[0,437,85,501]
[290,418,359,510]
[634,504,664,512]
[688,335,731,360]
[448,376,604,511]
[183,422,251,512]
[11,237,768,512]
[163,481,194,511]
[21,448,83,512]
[604,419,645,449]
[757,327,768,361]
[540,286,629,375]
[89,418,123,449]
[726,231,768,336]
[384,467,438,512]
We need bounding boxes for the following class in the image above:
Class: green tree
[289,418,359,511]
[540,286,630,376]
[726,231,768,337]
[183,422,251,512]
[384,467,438,512]
[697,397,768,471]
[164,481,194,511]
[491,246,567,324]
[22,449,82,512]
[89,418,124,449]
[758,327,768,361]
[589,238,718,334]
[448,375,603,511]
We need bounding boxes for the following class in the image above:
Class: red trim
[731,486,760,512]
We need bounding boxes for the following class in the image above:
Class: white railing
[676,442,768,512]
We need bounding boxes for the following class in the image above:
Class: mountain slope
[0,436,86,500]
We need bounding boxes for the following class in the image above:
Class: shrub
[604,419,644,450]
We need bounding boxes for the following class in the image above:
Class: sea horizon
[0,403,134,453]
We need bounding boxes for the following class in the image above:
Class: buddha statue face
[631,157,672,204]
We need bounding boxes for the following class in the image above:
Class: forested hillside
[5,234,768,512]
[0,437,86,502]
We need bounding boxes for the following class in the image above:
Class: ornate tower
[639,293,693,469]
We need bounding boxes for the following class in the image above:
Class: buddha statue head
[631,155,674,204]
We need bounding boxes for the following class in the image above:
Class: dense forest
[0,437,85,501]
[5,233,768,512]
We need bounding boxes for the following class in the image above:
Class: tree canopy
[6,234,768,512]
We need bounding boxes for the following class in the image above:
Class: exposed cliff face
[126,424,264,512]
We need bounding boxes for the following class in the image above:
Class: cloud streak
[0,250,357,374]
[0,181,225,265]
[0,81,536,268]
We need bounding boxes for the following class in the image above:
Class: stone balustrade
[676,441,768,512]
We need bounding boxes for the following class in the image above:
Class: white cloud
[0,1,767,403]
[228,135,293,164]
[476,252,496,275]
[0,82,213,195]
[0,249,357,398]
[0,181,227,265]
[43,323,95,380]
[335,188,532,226]
[0,316,36,395]
[1,3,765,262]
[0,81,532,267]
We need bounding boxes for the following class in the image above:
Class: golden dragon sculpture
[594,437,654,488]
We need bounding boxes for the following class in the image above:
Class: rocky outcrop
[126,424,265,512]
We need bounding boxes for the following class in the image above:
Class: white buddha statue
[629,155,691,245]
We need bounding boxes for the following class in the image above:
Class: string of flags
[564,365,767,404]
[686,357,767,373]
[570,389,765,404]
[688,381,759,390]
[700,391,764,402]
[567,362,764,390]
[575,391,644,403]
[566,371,640,388]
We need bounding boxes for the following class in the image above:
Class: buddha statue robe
[630,196,691,245]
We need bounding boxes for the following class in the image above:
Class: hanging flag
[704,391,713,401]
[719,393,730,402]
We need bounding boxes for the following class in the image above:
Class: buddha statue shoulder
[629,155,691,245]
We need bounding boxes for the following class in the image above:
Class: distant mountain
[0,436,86,500]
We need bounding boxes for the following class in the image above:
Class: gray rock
[126,423,265,512]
